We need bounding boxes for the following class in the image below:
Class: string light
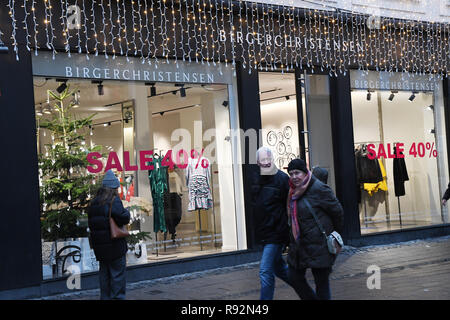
[91,0,99,56]
[2,1,450,77]
[143,0,151,63]
[60,0,71,57]
[8,0,19,60]
[22,0,31,51]
[82,0,90,59]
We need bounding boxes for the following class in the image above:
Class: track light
[388,90,398,101]
[222,100,229,107]
[98,83,104,96]
[409,91,418,102]
[367,91,371,101]
[56,80,68,94]
[160,111,165,116]
[285,95,290,100]
[180,86,186,98]
[146,82,156,96]
[427,105,434,111]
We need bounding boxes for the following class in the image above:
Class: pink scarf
[287,170,312,242]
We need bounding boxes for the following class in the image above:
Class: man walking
[251,147,291,300]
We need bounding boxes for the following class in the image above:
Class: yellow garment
[363,159,388,196]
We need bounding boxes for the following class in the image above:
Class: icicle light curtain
[1,0,449,77]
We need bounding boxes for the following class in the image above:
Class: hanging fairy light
[60,0,71,57]
[91,0,99,56]
[22,0,31,51]
[108,0,116,59]
[143,0,151,63]
[7,0,19,60]
[170,0,178,67]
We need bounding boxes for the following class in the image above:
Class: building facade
[0,0,449,298]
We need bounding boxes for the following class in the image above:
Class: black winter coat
[88,195,130,262]
[287,175,344,270]
[251,169,290,245]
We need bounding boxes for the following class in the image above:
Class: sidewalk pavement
[39,235,450,300]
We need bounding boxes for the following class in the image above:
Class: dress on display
[148,154,167,233]
[163,170,183,238]
[186,157,213,211]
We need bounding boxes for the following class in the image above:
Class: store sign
[32,51,233,84]
[350,70,440,91]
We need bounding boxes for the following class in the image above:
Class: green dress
[148,154,167,233]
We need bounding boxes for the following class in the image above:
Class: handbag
[109,199,129,239]
[303,199,343,255]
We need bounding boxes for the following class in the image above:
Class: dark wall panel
[0,45,42,291]
[329,74,360,242]
[236,63,261,250]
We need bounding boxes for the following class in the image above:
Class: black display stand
[397,196,403,227]
[197,209,203,251]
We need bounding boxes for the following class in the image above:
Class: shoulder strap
[303,198,327,240]
[108,197,114,219]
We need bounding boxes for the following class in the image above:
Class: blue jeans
[99,255,127,300]
[288,266,332,300]
[259,243,290,300]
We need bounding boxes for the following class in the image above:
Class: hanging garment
[393,147,409,197]
[149,154,168,233]
[186,157,213,211]
[355,147,383,184]
[364,159,388,196]
[163,193,182,236]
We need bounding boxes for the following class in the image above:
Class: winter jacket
[251,168,290,245]
[287,175,344,270]
[393,147,409,197]
[443,183,450,201]
[88,195,131,262]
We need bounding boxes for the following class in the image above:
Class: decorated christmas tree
[38,85,102,241]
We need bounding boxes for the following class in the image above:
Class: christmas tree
[38,85,102,242]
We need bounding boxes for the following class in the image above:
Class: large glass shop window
[35,77,239,279]
[351,71,450,234]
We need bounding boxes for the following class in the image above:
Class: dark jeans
[288,266,332,300]
[259,244,290,300]
[99,255,126,300]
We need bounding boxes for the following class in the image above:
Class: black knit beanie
[287,158,307,173]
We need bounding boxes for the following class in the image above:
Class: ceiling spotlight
[180,85,186,98]
[388,90,397,101]
[367,91,371,101]
[222,100,229,107]
[427,105,434,111]
[56,80,68,94]
[409,91,417,102]
[285,95,290,100]
[97,82,104,96]
[146,82,156,96]
[160,111,165,116]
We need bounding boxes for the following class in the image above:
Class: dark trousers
[288,266,332,300]
[99,255,126,300]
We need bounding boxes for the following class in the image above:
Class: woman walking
[88,170,130,300]
[286,159,344,300]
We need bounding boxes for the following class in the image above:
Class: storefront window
[351,70,450,234]
[34,55,244,279]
